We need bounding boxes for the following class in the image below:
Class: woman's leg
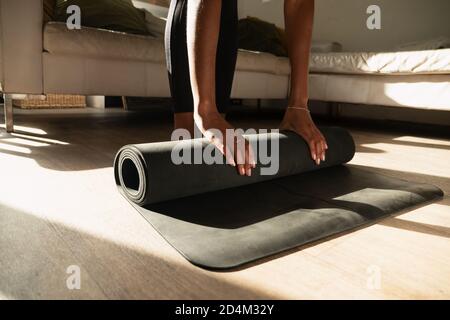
[165,0,238,132]
[165,0,195,132]
[186,0,254,176]
[215,0,238,114]
[280,0,327,165]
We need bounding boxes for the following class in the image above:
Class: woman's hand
[194,108,255,176]
[280,107,328,165]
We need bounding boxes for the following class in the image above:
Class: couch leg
[328,102,341,119]
[121,96,128,110]
[3,94,14,133]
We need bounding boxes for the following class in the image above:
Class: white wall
[239,0,450,51]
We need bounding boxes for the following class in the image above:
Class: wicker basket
[14,94,86,109]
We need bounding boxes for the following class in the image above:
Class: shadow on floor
[0,106,448,172]
[379,215,450,239]
[0,202,273,299]
[0,108,174,171]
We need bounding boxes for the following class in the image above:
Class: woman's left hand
[280,107,328,165]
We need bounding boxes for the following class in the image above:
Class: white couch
[0,0,291,133]
[1,0,449,133]
[308,50,450,112]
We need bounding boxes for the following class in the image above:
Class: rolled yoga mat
[114,127,443,269]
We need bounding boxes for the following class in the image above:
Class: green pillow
[55,0,150,35]
[238,16,288,57]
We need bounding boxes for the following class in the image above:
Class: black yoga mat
[114,127,443,269]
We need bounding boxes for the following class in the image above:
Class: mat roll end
[114,146,148,206]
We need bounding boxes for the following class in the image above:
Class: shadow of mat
[137,166,443,270]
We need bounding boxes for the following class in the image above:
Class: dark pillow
[44,0,56,23]
[55,0,150,35]
[238,16,288,57]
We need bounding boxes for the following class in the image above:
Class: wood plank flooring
[0,107,448,299]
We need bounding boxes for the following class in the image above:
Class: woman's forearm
[186,0,222,115]
[284,0,315,107]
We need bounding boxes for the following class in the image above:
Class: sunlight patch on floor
[393,136,450,147]
[353,141,450,179]
[0,142,31,154]
[11,133,69,145]
[0,124,47,135]
[392,200,450,228]
[1,137,50,148]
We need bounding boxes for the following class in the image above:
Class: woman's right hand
[194,109,255,176]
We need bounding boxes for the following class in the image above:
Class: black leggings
[165,0,238,113]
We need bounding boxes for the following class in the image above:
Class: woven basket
[14,94,86,109]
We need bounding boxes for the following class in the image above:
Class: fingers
[209,130,235,167]
[248,141,256,169]
[236,149,246,176]
[316,140,324,164]
[245,141,254,177]
[309,135,328,165]
[211,130,254,176]
[235,136,254,176]
[323,137,329,150]
[320,134,328,162]
[321,140,327,161]
[308,140,318,164]
[221,142,236,167]
[197,114,255,176]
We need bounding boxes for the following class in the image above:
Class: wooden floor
[0,106,449,300]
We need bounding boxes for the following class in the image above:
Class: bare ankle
[174,112,195,135]
[194,101,221,118]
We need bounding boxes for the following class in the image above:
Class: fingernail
[240,167,245,175]
[246,168,251,176]
[322,155,325,161]
[312,154,316,160]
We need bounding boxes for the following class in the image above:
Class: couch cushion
[45,22,450,77]
[44,22,165,63]
[310,49,450,75]
[236,49,291,75]
[395,37,450,51]
[44,22,293,76]
[309,73,450,110]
